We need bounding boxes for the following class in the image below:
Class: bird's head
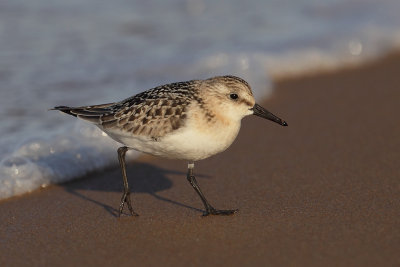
[201,75,288,126]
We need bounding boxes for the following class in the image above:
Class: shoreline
[1,52,400,266]
[1,50,399,204]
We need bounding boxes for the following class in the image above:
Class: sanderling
[53,75,287,216]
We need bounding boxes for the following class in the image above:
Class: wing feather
[53,80,200,139]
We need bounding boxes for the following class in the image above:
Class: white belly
[103,121,241,161]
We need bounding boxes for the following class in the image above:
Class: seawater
[1,0,400,200]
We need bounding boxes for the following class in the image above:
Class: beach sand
[1,53,400,266]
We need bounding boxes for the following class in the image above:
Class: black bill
[251,103,288,126]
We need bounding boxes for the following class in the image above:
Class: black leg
[186,163,238,216]
[117,146,138,217]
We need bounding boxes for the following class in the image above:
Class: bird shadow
[63,162,206,217]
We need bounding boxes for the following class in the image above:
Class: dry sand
[1,53,400,266]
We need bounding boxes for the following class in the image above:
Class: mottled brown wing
[54,79,200,139]
[100,98,190,139]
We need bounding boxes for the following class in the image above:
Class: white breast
[157,120,241,161]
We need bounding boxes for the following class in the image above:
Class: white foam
[0,121,139,200]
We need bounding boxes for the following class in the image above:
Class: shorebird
[53,75,287,216]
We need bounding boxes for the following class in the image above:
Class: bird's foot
[202,206,238,216]
[119,190,139,217]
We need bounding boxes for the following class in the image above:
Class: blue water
[1,0,400,199]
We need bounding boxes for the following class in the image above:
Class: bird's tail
[51,103,115,123]
[51,106,78,117]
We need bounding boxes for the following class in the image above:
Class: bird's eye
[229,93,238,100]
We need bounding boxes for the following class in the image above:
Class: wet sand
[1,53,400,266]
